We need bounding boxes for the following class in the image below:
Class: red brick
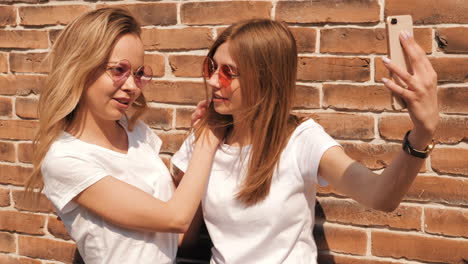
[13,190,54,213]
[169,55,204,78]
[293,85,320,109]
[0,6,16,27]
[47,216,71,240]
[379,115,467,144]
[0,53,7,73]
[298,57,370,82]
[316,198,421,230]
[406,175,468,206]
[0,255,42,264]
[9,53,49,73]
[0,120,38,140]
[386,0,468,24]
[97,3,177,26]
[430,57,468,83]
[142,28,213,51]
[0,97,12,117]
[431,148,468,176]
[0,30,48,49]
[0,141,15,162]
[0,164,32,186]
[425,207,468,238]
[175,107,195,129]
[436,27,468,54]
[18,142,33,164]
[19,5,91,26]
[321,28,431,54]
[18,235,76,263]
[0,188,10,207]
[317,254,396,264]
[144,54,165,78]
[341,142,401,170]
[323,84,392,111]
[1,0,46,3]
[372,230,468,263]
[160,154,171,170]
[290,27,317,53]
[0,232,15,253]
[48,29,62,45]
[0,75,45,96]
[306,113,374,140]
[0,211,45,235]
[277,0,380,24]
[314,224,367,255]
[145,81,205,105]
[438,86,468,114]
[374,57,390,82]
[15,97,38,119]
[142,107,173,131]
[158,132,189,154]
[181,1,271,25]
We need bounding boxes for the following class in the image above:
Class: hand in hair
[191,100,209,126]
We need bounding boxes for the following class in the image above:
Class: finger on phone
[399,31,430,73]
[382,77,411,100]
[382,57,413,84]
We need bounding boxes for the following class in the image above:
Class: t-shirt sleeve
[171,133,195,173]
[42,153,109,214]
[295,120,340,186]
[141,121,163,154]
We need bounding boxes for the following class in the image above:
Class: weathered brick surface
[0,232,15,253]
[425,207,468,238]
[405,175,468,206]
[145,81,205,104]
[158,132,189,154]
[15,97,38,119]
[431,148,468,176]
[317,254,396,264]
[321,28,431,54]
[0,188,10,207]
[293,85,320,109]
[0,30,48,49]
[436,27,468,54]
[0,6,16,27]
[386,0,468,24]
[18,236,76,263]
[0,211,45,235]
[0,97,12,117]
[98,3,177,26]
[142,28,213,51]
[323,84,392,111]
[0,75,45,96]
[13,190,54,213]
[142,107,173,131]
[169,55,204,78]
[19,5,91,26]
[0,255,41,264]
[144,54,165,78]
[9,53,49,73]
[277,0,380,24]
[0,120,38,140]
[298,57,370,82]
[314,224,367,255]
[18,142,33,164]
[181,1,271,25]
[316,198,421,230]
[0,141,15,162]
[438,86,468,114]
[0,53,7,73]
[175,107,195,129]
[307,113,374,140]
[372,231,468,263]
[0,165,32,186]
[430,57,468,83]
[47,216,71,241]
[290,27,316,53]
[340,142,401,170]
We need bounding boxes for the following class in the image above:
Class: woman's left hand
[382,31,439,143]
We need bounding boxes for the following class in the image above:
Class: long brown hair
[195,19,304,206]
[26,8,147,194]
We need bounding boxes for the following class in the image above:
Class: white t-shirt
[42,119,177,264]
[172,119,339,264]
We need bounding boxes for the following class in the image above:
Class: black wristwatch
[402,130,435,159]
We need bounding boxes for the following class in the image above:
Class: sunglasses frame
[105,59,153,89]
[202,56,240,88]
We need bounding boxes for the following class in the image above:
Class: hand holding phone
[386,15,414,110]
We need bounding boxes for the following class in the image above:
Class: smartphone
[386,15,413,110]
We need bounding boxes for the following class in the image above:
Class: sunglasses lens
[109,60,131,83]
[134,66,152,89]
[203,57,216,80]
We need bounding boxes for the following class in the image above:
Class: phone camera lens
[391,18,398,25]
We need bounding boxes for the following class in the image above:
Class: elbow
[168,218,190,233]
[371,198,401,212]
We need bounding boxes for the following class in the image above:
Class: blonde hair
[26,8,147,193]
[195,19,304,206]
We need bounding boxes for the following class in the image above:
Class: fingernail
[382,57,391,64]
[401,30,412,40]
[382,77,389,83]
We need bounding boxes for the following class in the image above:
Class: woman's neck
[225,116,252,146]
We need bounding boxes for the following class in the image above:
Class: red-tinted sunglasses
[105,59,152,89]
[202,57,239,88]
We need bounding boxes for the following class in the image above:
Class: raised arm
[74,127,222,233]
[318,31,439,212]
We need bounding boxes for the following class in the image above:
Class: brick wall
[0,0,467,263]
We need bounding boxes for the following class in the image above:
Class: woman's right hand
[191,100,208,126]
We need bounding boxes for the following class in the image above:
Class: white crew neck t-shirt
[172,119,339,264]
[42,119,177,264]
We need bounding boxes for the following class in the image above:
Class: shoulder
[291,119,328,139]
[129,120,163,153]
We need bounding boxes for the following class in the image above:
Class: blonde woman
[172,19,439,263]
[26,8,222,263]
